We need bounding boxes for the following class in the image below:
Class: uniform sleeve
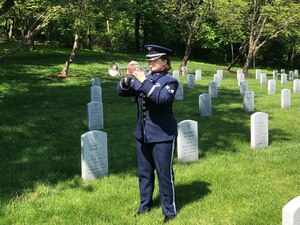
[117,78,133,96]
[141,77,178,105]
[117,77,143,97]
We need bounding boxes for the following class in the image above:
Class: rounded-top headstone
[282,196,300,225]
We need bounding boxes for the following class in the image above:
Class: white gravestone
[282,196,300,225]
[281,73,287,85]
[294,70,299,79]
[240,80,248,95]
[187,74,195,88]
[251,112,268,148]
[209,81,218,98]
[173,70,180,81]
[268,79,276,95]
[237,69,243,77]
[195,69,202,80]
[244,91,254,112]
[199,93,212,116]
[237,73,245,86]
[273,70,278,80]
[175,83,184,100]
[256,69,261,80]
[177,120,198,163]
[91,86,102,102]
[293,79,300,94]
[289,71,294,81]
[281,89,291,109]
[81,130,108,181]
[217,69,223,79]
[91,77,101,87]
[260,73,267,86]
[281,69,286,74]
[88,101,104,130]
[214,74,221,87]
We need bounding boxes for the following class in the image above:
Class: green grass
[0,44,300,225]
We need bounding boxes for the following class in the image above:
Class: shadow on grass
[152,181,211,212]
[176,181,211,212]
[174,83,249,156]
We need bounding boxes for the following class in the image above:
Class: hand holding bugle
[108,62,150,77]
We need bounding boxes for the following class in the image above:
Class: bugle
[108,62,150,77]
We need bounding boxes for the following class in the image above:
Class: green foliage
[1,0,300,67]
[214,0,248,45]
[212,0,300,70]
[0,47,300,224]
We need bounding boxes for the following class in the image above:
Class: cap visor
[146,53,166,61]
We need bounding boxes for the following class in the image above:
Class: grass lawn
[0,44,299,225]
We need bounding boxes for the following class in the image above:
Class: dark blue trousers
[136,139,176,216]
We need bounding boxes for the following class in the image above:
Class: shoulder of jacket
[165,74,178,82]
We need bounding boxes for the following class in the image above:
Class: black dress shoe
[164,215,176,223]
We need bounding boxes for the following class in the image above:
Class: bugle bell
[108,62,150,77]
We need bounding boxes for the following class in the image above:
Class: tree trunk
[287,36,296,67]
[227,53,242,71]
[243,46,255,75]
[26,37,35,51]
[230,43,234,62]
[226,41,248,71]
[85,25,92,49]
[60,34,79,77]
[180,34,192,74]
[106,20,113,49]
[59,1,85,77]
[0,8,58,59]
[0,21,48,59]
[8,19,13,40]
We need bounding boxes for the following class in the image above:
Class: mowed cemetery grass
[0,45,300,225]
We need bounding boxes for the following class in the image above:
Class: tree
[243,0,300,75]
[160,0,213,72]
[58,0,86,78]
[216,0,300,75]
[0,1,61,59]
[214,0,248,71]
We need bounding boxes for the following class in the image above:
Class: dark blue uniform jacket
[117,71,179,143]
